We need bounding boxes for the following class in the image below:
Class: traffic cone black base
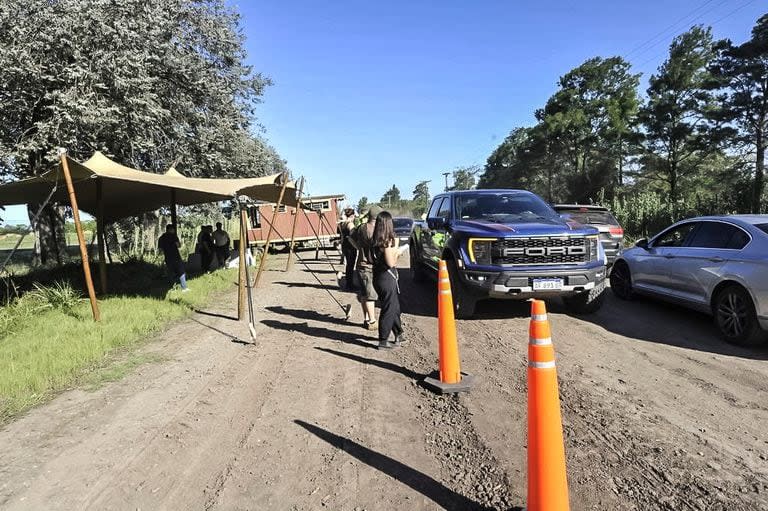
[421,371,476,394]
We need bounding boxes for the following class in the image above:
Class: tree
[412,181,430,217]
[537,56,640,202]
[709,14,768,212]
[357,196,369,214]
[380,185,401,208]
[448,165,479,191]
[0,0,280,263]
[637,26,717,205]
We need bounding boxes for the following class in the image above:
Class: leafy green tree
[709,14,768,212]
[380,185,401,208]
[357,196,369,214]
[538,56,640,201]
[448,165,479,191]
[0,0,280,263]
[411,181,430,217]
[637,26,717,205]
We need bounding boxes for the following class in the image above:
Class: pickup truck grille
[492,237,589,265]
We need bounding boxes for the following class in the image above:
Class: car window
[437,198,452,219]
[653,222,697,248]
[556,209,618,225]
[756,223,768,235]
[427,198,443,219]
[393,218,413,229]
[455,192,554,222]
[688,221,749,249]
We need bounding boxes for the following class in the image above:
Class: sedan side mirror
[635,238,649,249]
[427,217,448,230]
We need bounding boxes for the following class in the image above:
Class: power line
[624,0,726,60]
[634,0,761,70]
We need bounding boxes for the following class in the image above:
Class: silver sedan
[610,215,768,346]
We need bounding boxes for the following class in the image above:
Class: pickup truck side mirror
[427,217,448,230]
[635,238,649,249]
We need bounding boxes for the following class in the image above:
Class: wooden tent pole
[58,148,100,322]
[170,189,178,228]
[253,173,288,288]
[285,176,305,271]
[238,205,247,321]
[96,179,107,294]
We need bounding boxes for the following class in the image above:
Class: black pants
[215,246,229,267]
[342,243,357,290]
[374,268,402,342]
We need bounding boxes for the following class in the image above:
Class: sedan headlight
[468,238,495,265]
[586,235,599,261]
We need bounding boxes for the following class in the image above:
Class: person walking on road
[158,224,189,291]
[371,210,406,350]
[212,222,230,268]
[349,206,382,330]
[340,208,357,291]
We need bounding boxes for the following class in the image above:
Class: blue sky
[2,0,765,225]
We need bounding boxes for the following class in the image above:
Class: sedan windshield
[455,192,555,222]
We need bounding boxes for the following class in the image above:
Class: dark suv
[410,190,607,318]
[552,205,623,266]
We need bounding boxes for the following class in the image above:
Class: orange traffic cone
[527,299,569,511]
[422,260,475,394]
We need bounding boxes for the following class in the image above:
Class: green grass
[0,268,237,423]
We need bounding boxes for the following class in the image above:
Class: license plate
[532,278,564,291]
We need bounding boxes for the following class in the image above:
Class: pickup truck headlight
[468,238,495,265]
[587,235,599,261]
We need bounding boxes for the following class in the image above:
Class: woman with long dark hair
[371,211,406,349]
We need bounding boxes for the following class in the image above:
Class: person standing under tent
[158,224,189,291]
[349,205,382,330]
[212,222,230,268]
[340,208,357,291]
[371,211,406,349]
[196,225,214,272]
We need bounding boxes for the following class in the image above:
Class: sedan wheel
[714,285,765,346]
[609,262,633,300]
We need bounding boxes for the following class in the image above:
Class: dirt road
[1,253,767,510]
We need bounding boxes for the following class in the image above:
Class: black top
[158,233,181,263]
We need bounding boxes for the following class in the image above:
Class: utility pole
[442,172,451,192]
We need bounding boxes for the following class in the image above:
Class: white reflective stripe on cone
[531,314,548,321]
[528,337,552,346]
[439,289,451,295]
[528,360,556,369]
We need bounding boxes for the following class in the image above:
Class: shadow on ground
[314,347,422,381]
[294,420,499,511]
[265,306,348,325]
[260,319,377,349]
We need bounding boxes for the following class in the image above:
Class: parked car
[410,190,607,318]
[553,204,624,266]
[610,215,768,346]
[393,217,414,246]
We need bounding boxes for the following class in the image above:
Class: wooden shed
[246,194,345,249]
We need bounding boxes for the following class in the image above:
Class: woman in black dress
[371,211,406,349]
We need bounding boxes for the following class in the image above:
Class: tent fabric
[0,151,297,221]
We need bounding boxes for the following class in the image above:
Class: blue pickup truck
[410,189,607,318]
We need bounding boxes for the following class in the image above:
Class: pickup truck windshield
[454,192,555,222]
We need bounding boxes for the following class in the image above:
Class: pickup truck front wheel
[410,245,428,283]
[562,280,606,314]
[447,261,477,319]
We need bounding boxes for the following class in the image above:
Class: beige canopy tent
[0,151,298,221]
[0,150,298,323]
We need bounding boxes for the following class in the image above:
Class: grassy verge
[0,268,237,423]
